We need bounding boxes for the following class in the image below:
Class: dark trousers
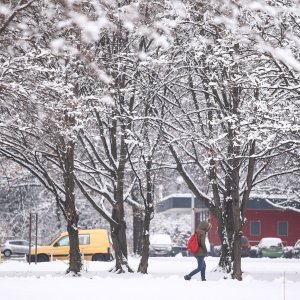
[188,256,206,280]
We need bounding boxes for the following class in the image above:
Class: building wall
[243,209,300,246]
[207,215,220,246]
[208,209,300,247]
[194,211,210,232]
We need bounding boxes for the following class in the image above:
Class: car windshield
[150,234,172,245]
[48,236,61,246]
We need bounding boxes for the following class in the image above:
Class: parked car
[171,245,188,256]
[293,239,300,258]
[240,235,251,257]
[283,246,293,258]
[27,229,112,262]
[0,240,30,257]
[257,237,284,258]
[149,234,173,257]
[212,244,222,257]
[249,246,258,258]
[212,235,250,257]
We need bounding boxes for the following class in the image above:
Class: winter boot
[184,275,191,280]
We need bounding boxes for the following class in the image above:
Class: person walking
[184,221,212,281]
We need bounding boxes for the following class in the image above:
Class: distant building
[238,196,300,246]
[156,193,300,246]
[156,193,209,232]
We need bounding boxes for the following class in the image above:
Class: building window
[250,221,261,236]
[199,211,209,221]
[278,221,288,236]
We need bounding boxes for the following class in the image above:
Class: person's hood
[197,221,212,232]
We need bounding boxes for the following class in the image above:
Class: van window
[55,236,69,246]
[79,234,90,245]
[54,235,90,246]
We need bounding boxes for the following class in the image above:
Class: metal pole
[35,213,38,264]
[28,213,32,264]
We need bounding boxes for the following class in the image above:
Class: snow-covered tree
[159,0,300,280]
[0,0,102,274]
[1,0,299,282]
[73,0,177,273]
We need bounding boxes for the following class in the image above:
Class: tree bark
[110,135,133,272]
[138,161,154,274]
[137,210,151,273]
[132,182,144,255]
[229,84,243,280]
[62,141,81,274]
[231,166,242,280]
[111,215,133,273]
[133,207,144,255]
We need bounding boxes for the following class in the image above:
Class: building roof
[156,193,208,213]
[247,197,282,210]
[249,196,300,211]
[156,194,300,213]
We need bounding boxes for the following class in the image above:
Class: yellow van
[28,229,112,262]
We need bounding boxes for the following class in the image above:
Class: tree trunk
[133,207,144,255]
[228,88,243,280]
[218,214,232,273]
[232,231,242,280]
[67,222,81,274]
[132,182,144,255]
[111,203,133,273]
[137,210,151,273]
[138,159,155,274]
[63,141,81,274]
[208,155,232,273]
[231,163,242,280]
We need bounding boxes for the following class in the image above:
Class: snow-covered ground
[0,256,299,300]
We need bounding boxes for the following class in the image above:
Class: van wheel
[92,254,106,261]
[37,254,49,262]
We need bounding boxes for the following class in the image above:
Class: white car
[0,240,30,257]
[149,234,173,257]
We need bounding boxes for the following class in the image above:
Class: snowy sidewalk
[0,257,299,300]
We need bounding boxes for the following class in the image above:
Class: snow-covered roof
[248,196,300,212]
[160,193,193,202]
[157,194,208,213]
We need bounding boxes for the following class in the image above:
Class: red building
[208,196,300,247]
[157,194,300,247]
